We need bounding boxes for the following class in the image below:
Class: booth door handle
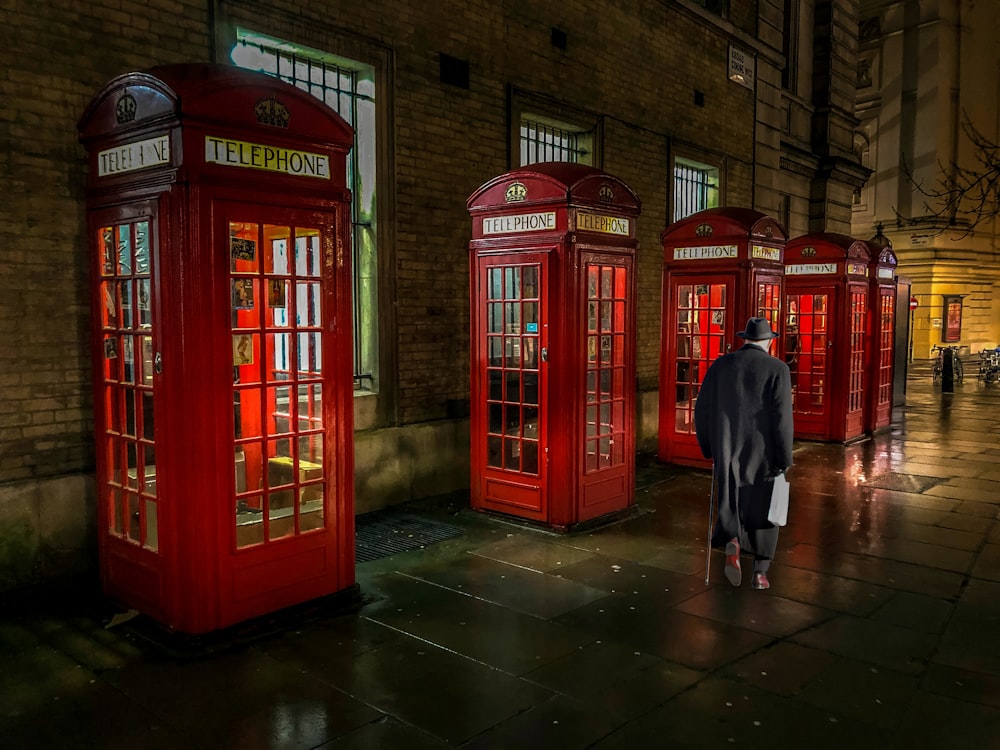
[154,352,163,374]
[541,347,548,362]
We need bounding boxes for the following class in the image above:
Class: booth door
[474,254,548,520]
[94,213,165,617]
[580,256,633,522]
[869,286,896,430]
[843,284,869,440]
[223,206,350,621]
[786,289,833,439]
[663,276,735,466]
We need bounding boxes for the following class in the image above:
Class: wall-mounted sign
[204,136,330,179]
[577,212,629,235]
[750,244,781,261]
[728,45,755,90]
[786,263,838,275]
[673,244,738,260]
[97,134,170,176]
[482,212,556,235]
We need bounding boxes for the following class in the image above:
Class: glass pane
[268,279,289,320]
[119,280,133,328]
[487,436,502,467]
[488,268,502,300]
[117,225,132,275]
[100,226,115,276]
[296,282,321,326]
[266,227,291,274]
[144,499,158,551]
[232,278,256,314]
[298,331,322,374]
[230,224,259,272]
[236,494,265,548]
[505,370,521,402]
[488,369,503,400]
[295,230,321,277]
[134,222,150,275]
[523,371,538,405]
[299,433,323,466]
[488,403,503,433]
[522,441,538,474]
[488,303,503,334]
[299,485,324,532]
[263,332,288,378]
[522,266,537,297]
[234,333,258,369]
[121,336,135,383]
[267,387,294,435]
[137,279,151,326]
[110,488,123,534]
[141,392,155,440]
[297,383,322,431]
[127,493,140,541]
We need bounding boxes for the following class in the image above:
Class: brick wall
[1,0,764,483]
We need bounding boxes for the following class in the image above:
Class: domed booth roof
[79,63,354,148]
[786,232,872,264]
[660,207,787,245]
[468,162,641,213]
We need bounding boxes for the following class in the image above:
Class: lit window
[232,30,379,393]
[673,157,720,221]
[520,117,593,165]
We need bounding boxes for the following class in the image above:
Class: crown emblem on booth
[115,93,137,124]
[802,246,817,257]
[255,96,290,128]
[505,182,527,202]
[599,184,614,203]
[695,223,713,237]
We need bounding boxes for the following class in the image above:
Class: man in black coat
[694,317,794,590]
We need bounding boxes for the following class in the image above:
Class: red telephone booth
[864,231,898,434]
[658,208,787,468]
[467,163,641,531]
[783,233,871,443]
[78,64,356,634]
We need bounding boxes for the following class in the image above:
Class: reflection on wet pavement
[2,365,1000,747]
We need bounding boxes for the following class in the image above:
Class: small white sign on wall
[728,45,755,90]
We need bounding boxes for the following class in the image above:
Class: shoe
[724,538,741,586]
[752,572,770,590]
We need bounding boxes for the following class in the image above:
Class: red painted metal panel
[468,164,640,531]
[80,64,356,634]
[784,234,871,443]
[658,208,787,467]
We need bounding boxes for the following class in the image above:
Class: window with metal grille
[231,30,378,393]
[520,118,591,165]
[674,158,720,221]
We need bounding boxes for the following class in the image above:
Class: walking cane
[704,463,715,586]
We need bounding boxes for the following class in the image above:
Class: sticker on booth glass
[525,323,538,333]
[231,237,256,263]
[232,279,254,310]
[268,280,287,308]
[233,334,254,366]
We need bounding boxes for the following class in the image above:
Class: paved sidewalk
[3,364,1000,749]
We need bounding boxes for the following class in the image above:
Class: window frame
[670,145,725,222]
[222,23,397,428]
[509,87,603,169]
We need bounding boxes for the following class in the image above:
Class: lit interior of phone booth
[658,208,787,468]
[467,163,641,531]
[864,234,898,434]
[783,233,872,443]
[78,64,357,634]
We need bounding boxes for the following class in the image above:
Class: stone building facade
[854,0,1000,357]
[0,0,863,588]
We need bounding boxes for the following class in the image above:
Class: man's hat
[737,317,779,340]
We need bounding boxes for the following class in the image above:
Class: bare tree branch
[892,112,1000,238]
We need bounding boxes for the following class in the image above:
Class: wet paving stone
[2,371,1000,747]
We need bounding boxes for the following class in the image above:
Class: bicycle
[977,347,1000,384]
[932,345,964,384]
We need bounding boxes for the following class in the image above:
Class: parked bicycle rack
[977,348,1000,384]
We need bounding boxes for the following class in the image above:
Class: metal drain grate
[355,511,465,563]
